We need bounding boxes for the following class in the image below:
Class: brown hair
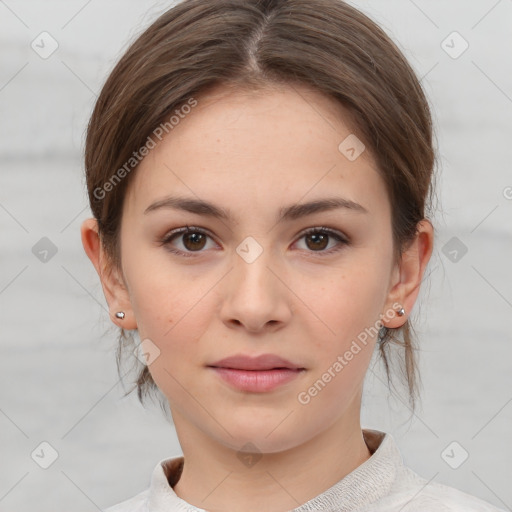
[84,0,436,415]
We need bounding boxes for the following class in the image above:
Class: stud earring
[396,307,405,317]
[115,311,125,319]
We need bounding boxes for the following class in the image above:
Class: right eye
[160,226,218,257]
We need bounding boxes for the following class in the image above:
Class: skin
[81,83,433,512]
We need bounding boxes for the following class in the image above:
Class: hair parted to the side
[84,0,436,415]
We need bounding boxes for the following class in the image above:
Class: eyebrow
[144,195,368,221]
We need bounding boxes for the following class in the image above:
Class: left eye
[294,227,348,254]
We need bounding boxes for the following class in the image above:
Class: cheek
[292,265,385,416]
[133,281,209,347]
[122,241,206,330]
[121,262,211,396]
[129,272,215,409]
[294,255,391,351]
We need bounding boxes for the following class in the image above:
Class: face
[115,83,402,453]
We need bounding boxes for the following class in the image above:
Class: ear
[381,219,434,328]
[80,217,137,330]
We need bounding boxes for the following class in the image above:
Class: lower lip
[209,367,304,392]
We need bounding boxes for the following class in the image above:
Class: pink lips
[207,353,305,392]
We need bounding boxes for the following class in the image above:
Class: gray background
[1,0,511,510]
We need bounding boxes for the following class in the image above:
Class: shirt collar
[148,429,403,511]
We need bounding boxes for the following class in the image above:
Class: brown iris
[305,232,329,251]
[182,232,207,251]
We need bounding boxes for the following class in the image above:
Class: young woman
[80,0,506,510]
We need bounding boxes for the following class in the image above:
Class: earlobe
[80,217,137,330]
[381,219,434,329]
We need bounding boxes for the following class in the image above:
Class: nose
[219,241,293,334]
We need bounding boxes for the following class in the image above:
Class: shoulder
[102,454,185,512]
[371,466,508,512]
[103,488,149,512]
[407,480,507,512]
[426,477,507,512]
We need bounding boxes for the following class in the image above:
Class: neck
[171,400,372,512]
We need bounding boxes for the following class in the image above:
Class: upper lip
[208,353,304,371]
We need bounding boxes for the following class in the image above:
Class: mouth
[207,353,305,371]
[206,353,306,392]
[209,366,303,371]
[208,367,305,392]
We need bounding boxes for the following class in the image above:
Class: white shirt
[104,429,506,511]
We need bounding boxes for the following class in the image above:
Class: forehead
[124,83,386,218]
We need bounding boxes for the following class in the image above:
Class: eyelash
[159,225,349,258]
